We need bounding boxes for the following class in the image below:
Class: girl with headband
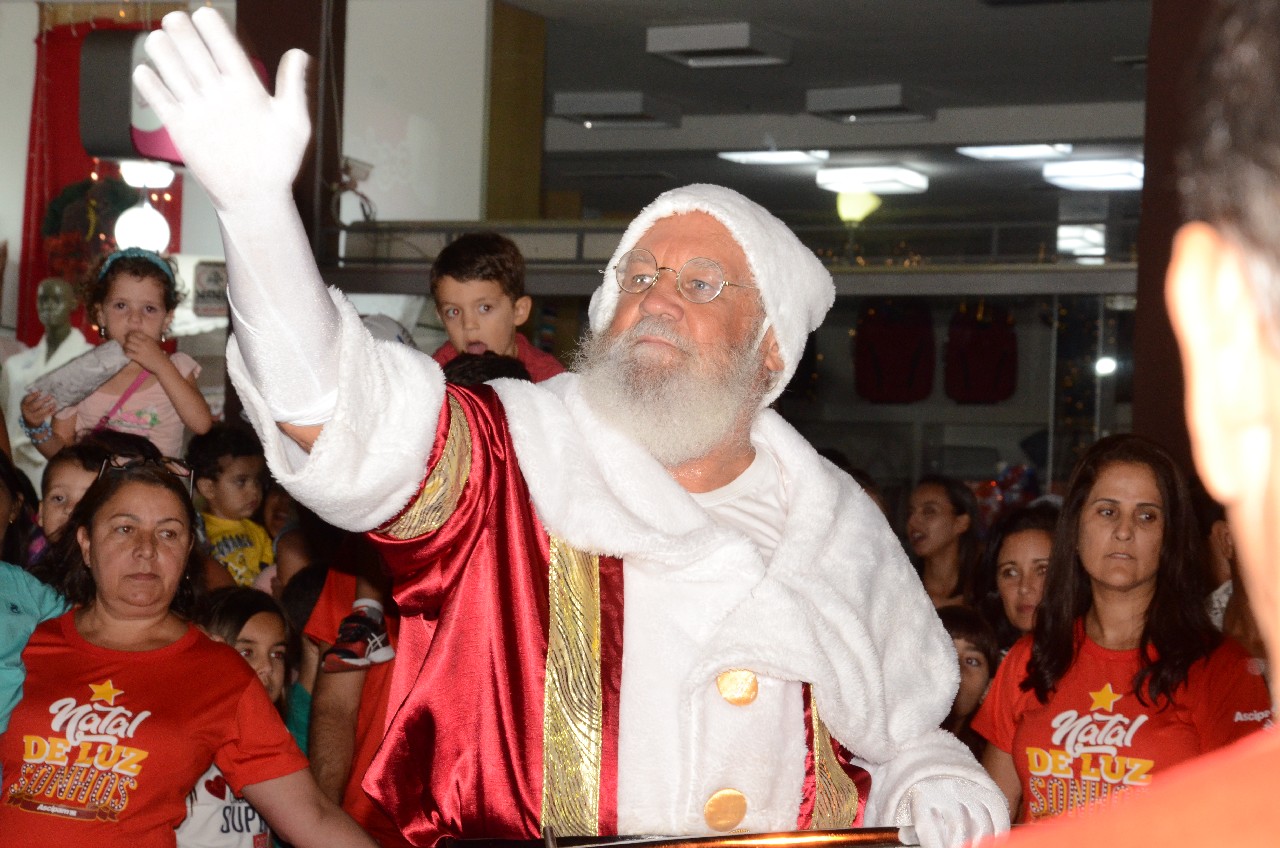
[20,248,213,458]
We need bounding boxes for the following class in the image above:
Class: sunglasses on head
[97,454,194,495]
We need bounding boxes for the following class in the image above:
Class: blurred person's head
[1169,0,1280,687]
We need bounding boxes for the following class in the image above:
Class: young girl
[905,473,984,607]
[936,605,999,759]
[21,248,213,459]
[179,587,294,848]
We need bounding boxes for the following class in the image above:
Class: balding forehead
[636,211,752,279]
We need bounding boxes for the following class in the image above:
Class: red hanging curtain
[17,14,183,346]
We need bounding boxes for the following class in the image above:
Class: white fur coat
[228,290,1004,830]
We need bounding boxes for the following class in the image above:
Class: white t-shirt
[690,443,788,560]
[175,764,270,848]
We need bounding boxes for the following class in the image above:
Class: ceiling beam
[545,101,1144,153]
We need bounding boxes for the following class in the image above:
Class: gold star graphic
[1089,683,1123,712]
[89,680,124,705]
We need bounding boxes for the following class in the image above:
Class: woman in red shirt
[0,459,377,848]
[973,434,1271,823]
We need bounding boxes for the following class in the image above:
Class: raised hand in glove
[132,7,340,427]
[132,7,310,212]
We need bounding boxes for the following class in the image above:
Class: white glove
[904,776,1009,848]
[132,7,308,212]
[133,8,340,425]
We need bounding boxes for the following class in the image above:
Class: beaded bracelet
[22,418,53,445]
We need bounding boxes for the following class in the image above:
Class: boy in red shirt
[428,231,565,382]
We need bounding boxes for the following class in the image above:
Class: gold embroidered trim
[809,697,861,829]
[380,396,472,540]
[541,538,603,836]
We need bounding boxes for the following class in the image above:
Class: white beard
[575,316,768,468]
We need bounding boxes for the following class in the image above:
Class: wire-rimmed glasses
[610,248,756,304]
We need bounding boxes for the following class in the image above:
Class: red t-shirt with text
[972,628,1271,822]
[0,611,306,848]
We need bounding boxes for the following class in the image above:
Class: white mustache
[613,317,694,355]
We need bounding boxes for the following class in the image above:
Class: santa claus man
[135,10,1007,848]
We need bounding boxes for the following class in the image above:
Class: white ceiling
[507,0,1151,231]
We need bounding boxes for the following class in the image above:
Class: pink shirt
[56,352,201,457]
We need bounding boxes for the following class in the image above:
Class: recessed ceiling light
[816,166,928,194]
[956,144,1073,161]
[806,84,933,124]
[551,91,680,129]
[647,22,792,68]
[1043,159,1144,191]
[718,150,829,166]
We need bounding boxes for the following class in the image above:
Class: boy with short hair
[429,231,565,382]
[187,424,273,587]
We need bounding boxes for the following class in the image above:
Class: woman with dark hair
[969,502,1059,654]
[0,459,376,848]
[972,434,1271,824]
[906,473,983,606]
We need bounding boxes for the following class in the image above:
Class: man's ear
[760,325,784,374]
[1167,222,1273,504]
[513,295,532,327]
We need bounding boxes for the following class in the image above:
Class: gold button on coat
[703,788,747,831]
[716,669,758,705]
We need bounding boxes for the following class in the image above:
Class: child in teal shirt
[1,562,68,780]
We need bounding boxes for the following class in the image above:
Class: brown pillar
[487,1,546,220]
[235,0,345,263]
[1130,0,1212,471]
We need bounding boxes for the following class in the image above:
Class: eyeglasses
[98,454,194,495]
[608,248,756,304]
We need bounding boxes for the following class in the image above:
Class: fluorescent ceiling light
[806,84,933,124]
[1043,159,1144,191]
[956,144,1073,161]
[1095,356,1118,376]
[1057,224,1106,256]
[718,150,829,166]
[816,166,928,194]
[647,22,792,68]
[551,91,680,129]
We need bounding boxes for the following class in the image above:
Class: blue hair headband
[98,247,176,288]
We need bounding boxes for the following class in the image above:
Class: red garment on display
[1003,728,1280,846]
[431,333,566,383]
[0,611,306,848]
[972,628,1271,822]
[304,565,413,848]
